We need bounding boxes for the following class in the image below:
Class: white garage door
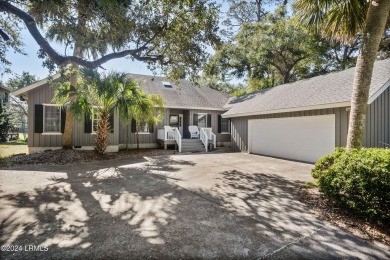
[248,115,335,163]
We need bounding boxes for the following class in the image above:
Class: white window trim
[91,109,100,134]
[42,104,62,134]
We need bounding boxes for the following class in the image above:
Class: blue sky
[3,0,231,82]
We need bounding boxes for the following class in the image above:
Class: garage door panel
[249,115,335,163]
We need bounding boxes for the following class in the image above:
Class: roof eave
[12,74,61,98]
[222,101,352,118]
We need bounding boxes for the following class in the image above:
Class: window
[221,118,230,133]
[92,111,100,133]
[137,122,149,133]
[44,105,61,133]
[198,113,207,128]
[169,115,179,127]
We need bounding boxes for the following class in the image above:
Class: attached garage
[223,59,390,163]
[248,115,335,163]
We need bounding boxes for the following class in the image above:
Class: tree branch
[0,28,10,41]
[0,1,165,69]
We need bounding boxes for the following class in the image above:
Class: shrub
[312,147,390,221]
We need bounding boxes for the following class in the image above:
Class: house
[12,74,231,153]
[223,58,390,163]
[0,84,10,108]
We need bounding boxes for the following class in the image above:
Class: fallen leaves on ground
[298,187,390,246]
[0,148,175,168]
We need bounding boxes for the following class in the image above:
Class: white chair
[189,125,199,139]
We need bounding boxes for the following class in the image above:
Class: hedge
[312,147,390,221]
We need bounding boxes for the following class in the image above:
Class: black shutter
[149,123,154,133]
[34,104,43,133]
[84,113,92,133]
[109,112,114,133]
[61,108,66,133]
[228,118,231,133]
[131,118,137,133]
[207,114,212,128]
[193,114,198,126]
[218,115,222,133]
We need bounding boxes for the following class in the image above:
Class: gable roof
[126,74,229,110]
[12,73,229,111]
[0,84,10,93]
[12,74,61,100]
[223,58,390,118]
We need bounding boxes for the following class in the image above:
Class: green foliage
[293,0,367,44]
[0,101,10,142]
[0,12,25,75]
[6,71,37,90]
[4,0,220,78]
[312,148,390,221]
[53,69,164,153]
[207,5,327,92]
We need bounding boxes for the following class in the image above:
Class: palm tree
[293,0,390,149]
[120,89,164,149]
[54,69,163,154]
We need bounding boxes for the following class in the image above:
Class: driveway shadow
[1,155,389,259]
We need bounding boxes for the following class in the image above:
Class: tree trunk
[136,130,140,150]
[94,111,109,154]
[346,0,390,149]
[126,124,129,150]
[62,55,81,149]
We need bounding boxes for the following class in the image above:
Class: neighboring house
[223,58,390,163]
[0,84,10,108]
[13,74,231,153]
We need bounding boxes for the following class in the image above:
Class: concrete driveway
[0,153,389,259]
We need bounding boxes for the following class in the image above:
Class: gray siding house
[13,74,231,153]
[223,59,390,163]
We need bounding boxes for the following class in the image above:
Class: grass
[5,139,27,145]
[303,179,318,188]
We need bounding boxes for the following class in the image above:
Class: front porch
[157,126,216,153]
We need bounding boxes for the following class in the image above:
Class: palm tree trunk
[346,0,390,149]
[95,111,109,154]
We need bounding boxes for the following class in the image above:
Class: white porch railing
[200,128,209,152]
[158,126,176,140]
[175,128,182,153]
[201,127,216,149]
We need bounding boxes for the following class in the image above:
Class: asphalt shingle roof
[223,58,390,117]
[126,74,229,110]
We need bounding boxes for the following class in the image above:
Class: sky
[3,0,230,82]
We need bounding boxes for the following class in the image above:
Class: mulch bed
[298,187,390,246]
[0,148,175,168]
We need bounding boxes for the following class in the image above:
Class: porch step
[180,139,206,153]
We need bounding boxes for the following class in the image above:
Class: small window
[44,105,61,133]
[221,118,230,133]
[137,122,149,133]
[198,113,207,128]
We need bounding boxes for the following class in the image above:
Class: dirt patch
[0,144,28,157]
[299,186,390,246]
[0,148,175,168]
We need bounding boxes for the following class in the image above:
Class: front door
[169,114,184,136]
